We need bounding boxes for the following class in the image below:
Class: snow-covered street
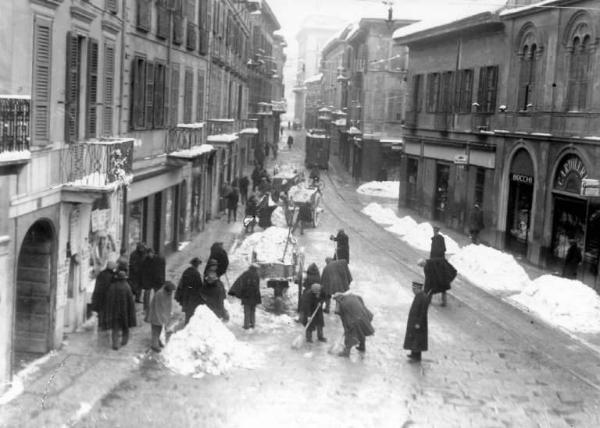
[65,130,600,428]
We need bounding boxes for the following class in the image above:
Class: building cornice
[101,19,121,35]
[70,5,97,24]
[30,0,62,9]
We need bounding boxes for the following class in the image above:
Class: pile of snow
[234,226,295,264]
[449,244,531,293]
[289,183,316,203]
[0,351,55,405]
[0,149,31,162]
[361,203,399,225]
[385,216,418,236]
[509,275,600,334]
[162,306,257,377]
[401,222,460,255]
[357,181,399,198]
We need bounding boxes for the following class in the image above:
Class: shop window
[474,167,485,206]
[477,65,498,113]
[585,204,600,276]
[128,199,146,252]
[164,188,173,247]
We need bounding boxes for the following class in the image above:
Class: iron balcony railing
[60,138,133,188]
[165,124,205,153]
[0,96,30,155]
[206,119,241,136]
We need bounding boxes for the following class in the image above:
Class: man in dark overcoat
[226,184,240,223]
[204,242,229,278]
[287,135,294,150]
[430,226,446,259]
[91,260,117,331]
[333,292,374,357]
[175,257,205,324]
[321,257,352,313]
[141,248,166,314]
[403,282,432,362]
[105,268,137,350]
[201,268,229,321]
[229,264,262,329]
[251,165,262,192]
[128,242,146,302]
[331,229,349,262]
[563,238,582,279]
[300,283,326,342]
[239,176,250,205]
[469,204,485,245]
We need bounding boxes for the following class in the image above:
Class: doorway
[433,163,450,222]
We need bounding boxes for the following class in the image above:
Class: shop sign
[581,178,600,197]
[453,154,468,165]
[555,155,587,190]
[511,173,533,185]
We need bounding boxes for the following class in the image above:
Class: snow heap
[162,305,257,377]
[357,181,399,199]
[385,216,418,236]
[234,226,295,265]
[289,183,316,203]
[449,244,531,294]
[361,203,399,225]
[402,222,460,255]
[509,275,600,334]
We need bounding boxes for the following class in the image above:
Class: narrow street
[73,130,600,428]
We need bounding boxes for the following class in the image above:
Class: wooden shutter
[32,16,52,145]
[86,38,99,138]
[486,66,498,113]
[196,70,205,122]
[137,0,151,31]
[170,63,180,126]
[183,68,193,123]
[153,63,165,128]
[103,43,115,136]
[156,0,169,39]
[65,32,80,142]
[131,57,146,130]
[145,61,154,128]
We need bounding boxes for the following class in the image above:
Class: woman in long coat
[333,292,374,357]
[403,284,432,362]
[320,257,352,313]
[204,243,229,278]
[105,269,137,350]
[176,257,205,324]
[229,264,261,329]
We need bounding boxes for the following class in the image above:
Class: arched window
[567,34,591,111]
[518,43,537,111]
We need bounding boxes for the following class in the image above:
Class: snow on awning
[0,149,31,163]
[304,73,323,84]
[240,128,259,135]
[207,133,239,144]
[176,122,205,129]
[168,144,215,159]
[334,118,347,127]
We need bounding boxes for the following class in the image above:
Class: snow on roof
[207,133,238,143]
[176,122,204,129]
[500,0,559,17]
[0,94,31,100]
[304,73,323,84]
[168,144,215,159]
[240,128,259,135]
[393,4,502,41]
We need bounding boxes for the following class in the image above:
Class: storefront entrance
[406,157,419,208]
[433,163,450,222]
[505,149,534,256]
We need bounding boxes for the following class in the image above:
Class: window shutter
[153,64,165,128]
[103,43,115,136]
[183,68,193,123]
[196,70,205,122]
[170,63,180,126]
[145,61,154,128]
[86,38,99,138]
[157,0,169,39]
[487,66,498,113]
[32,16,52,145]
[137,0,151,32]
[476,67,486,112]
[65,32,80,142]
[131,57,146,130]
[106,0,118,14]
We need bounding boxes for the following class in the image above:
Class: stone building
[396,0,600,289]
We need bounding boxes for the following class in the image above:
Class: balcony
[165,123,205,154]
[60,138,133,195]
[206,119,240,136]
[0,96,31,167]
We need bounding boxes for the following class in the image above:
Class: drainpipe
[119,0,128,254]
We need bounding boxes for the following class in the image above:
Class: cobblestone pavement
[4,131,600,427]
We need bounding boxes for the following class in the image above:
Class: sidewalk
[326,155,600,355]
[0,217,243,428]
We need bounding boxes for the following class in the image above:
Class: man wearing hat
[333,291,374,357]
[91,260,117,332]
[300,283,326,343]
[204,242,229,279]
[176,257,205,324]
[468,203,485,245]
[430,226,446,259]
[229,263,261,329]
[403,280,432,362]
[331,229,350,262]
[105,267,137,350]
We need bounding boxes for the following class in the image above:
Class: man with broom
[300,283,327,343]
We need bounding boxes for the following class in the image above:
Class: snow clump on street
[162,305,258,377]
[401,222,460,255]
[385,216,418,236]
[357,181,399,198]
[233,226,295,264]
[449,244,531,293]
[361,203,399,225]
[509,275,600,333]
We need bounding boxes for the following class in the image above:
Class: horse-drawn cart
[288,184,323,228]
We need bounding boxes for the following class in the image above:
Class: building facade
[396,0,600,289]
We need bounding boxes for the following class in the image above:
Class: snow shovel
[280,221,294,263]
[291,302,323,349]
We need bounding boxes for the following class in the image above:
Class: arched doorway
[506,149,535,255]
[15,220,55,358]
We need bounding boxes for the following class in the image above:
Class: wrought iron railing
[60,138,133,187]
[0,96,30,154]
[206,119,239,136]
[165,125,204,153]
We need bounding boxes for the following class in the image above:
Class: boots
[356,340,365,352]
[441,292,447,307]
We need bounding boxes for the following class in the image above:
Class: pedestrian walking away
[175,257,205,325]
[105,267,137,350]
[201,268,229,321]
[91,260,117,333]
[331,229,349,262]
[146,281,175,352]
[226,184,240,223]
[204,242,229,278]
[239,175,250,205]
[287,135,294,150]
[469,203,485,244]
[563,237,582,279]
[300,283,327,342]
[320,257,352,313]
[418,258,456,307]
[244,193,259,233]
[229,263,262,329]
[429,226,447,305]
[128,242,146,302]
[403,282,432,362]
[333,292,374,357]
[141,248,166,314]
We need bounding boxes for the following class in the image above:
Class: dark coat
[245,195,258,216]
[141,255,165,290]
[287,136,294,146]
[229,268,262,306]
[563,243,582,279]
[403,291,432,352]
[176,266,205,317]
[91,268,114,330]
[239,176,250,193]
[204,244,229,277]
[201,278,228,319]
[333,231,349,262]
[257,196,277,228]
[303,263,321,290]
[423,258,456,295]
[251,167,262,187]
[105,277,137,330]
[128,249,146,290]
[300,290,324,328]
[321,260,352,296]
[335,294,374,342]
[430,234,446,259]
[469,208,484,233]
[226,188,239,209]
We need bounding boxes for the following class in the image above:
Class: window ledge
[70,6,97,24]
